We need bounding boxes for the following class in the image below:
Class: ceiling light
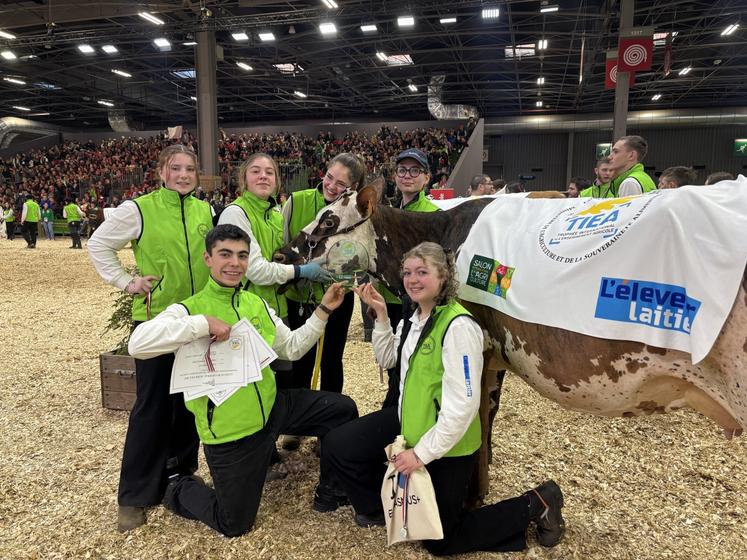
[190,96,197,101]
[294,90,307,98]
[258,32,275,41]
[153,38,171,48]
[102,44,118,54]
[1,50,16,60]
[236,61,253,71]
[408,84,417,92]
[138,12,165,25]
[376,51,387,61]
[540,4,559,13]
[321,0,339,8]
[678,66,692,76]
[652,94,662,101]
[360,24,378,32]
[12,105,30,111]
[319,22,337,35]
[397,16,415,27]
[183,41,198,46]
[4,77,25,84]
[78,44,95,54]
[537,39,548,50]
[111,69,131,78]
[30,112,50,116]
[274,63,303,73]
[232,32,249,41]
[0,30,16,40]
[537,76,545,85]
[97,100,114,107]
[440,17,457,24]
[721,23,739,36]
[482,7,500,19]
[536,101,543,107]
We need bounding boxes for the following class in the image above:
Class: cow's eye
[322,218,335,229]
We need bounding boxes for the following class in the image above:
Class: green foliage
[103,266,138,354]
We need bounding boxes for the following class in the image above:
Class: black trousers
[23,221,38,247]
[287,290,354,393]
[118,353,200,507]
[322,407,530,555]
[5,221,14,240]
[68,221,82,248]
[382,300,405,409]
[164,388,358,537]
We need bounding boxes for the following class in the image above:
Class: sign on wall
[617,27,655,72]
[596,143,612,159]
[735,139,747,156]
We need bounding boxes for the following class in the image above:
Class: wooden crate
[99,351,137,411]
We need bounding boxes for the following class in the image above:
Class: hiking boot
[354,511,386,528]
[528,480,565,547]
[313,484,349,512]
[117,506,146,532]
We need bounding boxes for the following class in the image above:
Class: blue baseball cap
[395,148,429,170]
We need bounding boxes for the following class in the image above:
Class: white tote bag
[381,435,443,545]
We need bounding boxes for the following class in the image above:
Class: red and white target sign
[605,54,636,89]
[618,28,654,72]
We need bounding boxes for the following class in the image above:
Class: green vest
[131,187,213,321]
[400,301,482,457]
[24,199,40,222]
[286,188,328,303]
[181,277,277,445]
[4,208,14,223]
[581,164,656,198]
[64,203,80,223]
[230,191,288,318]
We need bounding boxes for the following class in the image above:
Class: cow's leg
[465,353,505,509]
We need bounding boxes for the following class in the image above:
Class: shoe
[354,511,386,528]
[281,434,302,451]
[529,480,565,547]
[265,462,288,483]
[117,506,146,532]
[313,484,349,512]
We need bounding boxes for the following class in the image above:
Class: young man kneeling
[127,224,358,536]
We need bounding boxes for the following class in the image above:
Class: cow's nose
[273,252,287,264]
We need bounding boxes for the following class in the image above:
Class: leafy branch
[103,266,138,354]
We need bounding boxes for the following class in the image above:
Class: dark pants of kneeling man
[164,388,358,537]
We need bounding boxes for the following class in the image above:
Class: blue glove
[295,263,335,283]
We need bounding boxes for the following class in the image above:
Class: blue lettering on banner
[462,356,473,398]
[595,277,701,334]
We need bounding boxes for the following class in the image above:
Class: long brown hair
[328,152,366,190]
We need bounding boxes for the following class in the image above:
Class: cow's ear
[356,181,382,217]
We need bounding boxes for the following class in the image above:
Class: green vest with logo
[580,184,612,198]
[131,187,213,321]
[230,191,288,318]
[286,188,328,304]
[64,203,81,223]
[400,300,482,457]
[4,208,14,223]
[181,277,277,445]
[581,164,656,198]
[24,199,40,222]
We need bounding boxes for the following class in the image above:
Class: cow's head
[273,177,385,270]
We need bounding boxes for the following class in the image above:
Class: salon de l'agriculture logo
[466,255,515,298]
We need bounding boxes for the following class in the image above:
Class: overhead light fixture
[721,23,739,36]
[102,44,118,54]
[408,84,417,92]
[0,30,16,40]
[190,96,197,101]
[397,15,415,27]
[360,24,377,32]
[536,100,543,107]
[111,69,131,78]
[183,41,198,46]
[540,4,559,13]
[376,51,387,61]
[321,0,339,8]
[274,63,303,73]
[440,17,457,24]
[652,94,662,101]
[537,76,545,85]
[678,65,692,76]
[97,100,114,107]
[12,105,30,111]
[138,12,165,25]
[537,39,548,50]
[231,32,249,41]
[4,77,25,84]
[153,38,171,48]
[294,90,307,98]
[30,112,50,116]
[258,32,275,41]
[78,44,95,54]
[1,50,16,60]
[319,22,337,35]
[482,7,500,19]
[236,61,253,71]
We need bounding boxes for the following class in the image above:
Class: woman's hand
[354,283,388,323]
[320,282,346,311]
[126,275,160,295]
[391,449,424,476]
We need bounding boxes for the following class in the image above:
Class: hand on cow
[391,449,424,476]
[354,283,388,324]
[126,275,160,295]
[205,316,232,342]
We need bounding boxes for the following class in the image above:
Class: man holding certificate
[127,224,358,537]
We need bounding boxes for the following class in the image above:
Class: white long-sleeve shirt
[617,177,644,197]
[128,299,327,361]
[218,205,295,286]
[372,311,484,465]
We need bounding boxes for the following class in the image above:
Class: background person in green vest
[63,198,85,248]
[580,157,615,197]
[606,135,657,197]
[88,144,214,532]
[20,191,40,248]
[127,224,358,537]
[657,166,697,189]
[321,242,565,552]
[281,153,366,394]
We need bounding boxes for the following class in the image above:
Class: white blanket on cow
[455,177,747,363]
